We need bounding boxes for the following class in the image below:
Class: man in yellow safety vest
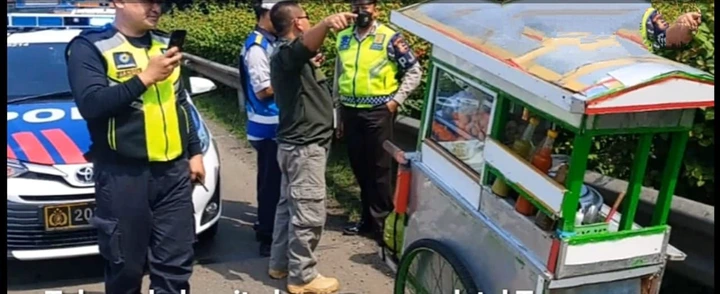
[333,0,423,241]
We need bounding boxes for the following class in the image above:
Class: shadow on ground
[7,199,356,293]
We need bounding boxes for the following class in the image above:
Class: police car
[7,6,223,260]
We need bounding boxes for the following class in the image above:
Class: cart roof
[392,1,714,115]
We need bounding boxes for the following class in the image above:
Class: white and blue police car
[7,6,222,260]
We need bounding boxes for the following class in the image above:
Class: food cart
[379,1,715,293]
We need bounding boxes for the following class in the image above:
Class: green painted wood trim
[486,166,558,219]
[566,225,667,245]
[560,134,593,232]
[430,57,582,133]
[651,131,690,226]
[586,126,689,136]
[417,62,437,150]
[619,134,654,231]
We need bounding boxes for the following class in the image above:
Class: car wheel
[199,221,219,242]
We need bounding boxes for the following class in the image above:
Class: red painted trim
[587,76,714,106]
[12,132,54,165]
[41,129,87,164]
[7,145,16,159]
[586,100,715,115]
[547,238,561,274]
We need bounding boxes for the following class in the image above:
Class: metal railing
[181,53,715,289]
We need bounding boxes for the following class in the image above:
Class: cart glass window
[429,68,495,174]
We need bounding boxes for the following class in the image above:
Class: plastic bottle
[531,129,558,174]
[516,128,557,216]
[492,117,539,197]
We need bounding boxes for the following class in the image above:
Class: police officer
[66,1,204,293]
[334,0,423,240]
[239,0,281,257]
[642,7,701,51]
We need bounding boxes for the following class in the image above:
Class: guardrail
[182,53,715,289]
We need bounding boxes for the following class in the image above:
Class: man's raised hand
[323,12,357,31]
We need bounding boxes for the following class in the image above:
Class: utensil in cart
[605,191,626,223]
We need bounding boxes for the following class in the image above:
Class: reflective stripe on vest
[336,24,400,108]
[93,32,183,162]
[241,31,279,141]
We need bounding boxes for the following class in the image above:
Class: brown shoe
[268,269,288,279]
[287,274,340,294]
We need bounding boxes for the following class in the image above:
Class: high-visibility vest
[239,29,279,141]
[335,24,401,108]
[77,26,192,162]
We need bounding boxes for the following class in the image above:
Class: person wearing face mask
[266,1,356,293]
[239,0,281,258]
[65,1,203,293]
[333,0,423,241]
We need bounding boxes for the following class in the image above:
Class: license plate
[43,202,96,231]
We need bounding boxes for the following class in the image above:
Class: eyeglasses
[296,15,310,21]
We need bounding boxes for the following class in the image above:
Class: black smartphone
[168,30,187,51]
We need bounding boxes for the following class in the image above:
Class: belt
[340,95,394,108]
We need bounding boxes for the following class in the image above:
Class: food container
[450,140,484,160]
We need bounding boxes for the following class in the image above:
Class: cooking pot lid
[580,185,589,198]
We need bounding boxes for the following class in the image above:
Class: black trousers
[92,158,195,294]
[249,139,282,243]
[343,105,395,232]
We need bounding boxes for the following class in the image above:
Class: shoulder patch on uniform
[113,52,137,70]
[253,33,264,45]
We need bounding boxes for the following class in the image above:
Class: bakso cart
[379,2,715,294]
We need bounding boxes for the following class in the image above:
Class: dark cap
[351,0,377,5]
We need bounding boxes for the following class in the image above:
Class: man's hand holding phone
[138,47,182,86]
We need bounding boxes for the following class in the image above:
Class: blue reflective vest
[240,29,279,141]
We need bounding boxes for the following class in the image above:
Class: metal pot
[579,185,604,224]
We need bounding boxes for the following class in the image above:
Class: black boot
[259,241,271,257]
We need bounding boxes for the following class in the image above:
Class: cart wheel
[395,239,479,294]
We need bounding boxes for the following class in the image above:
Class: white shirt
[244,45,272,94]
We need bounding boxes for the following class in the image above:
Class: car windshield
[7,42,71,101]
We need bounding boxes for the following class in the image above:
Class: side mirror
[189,76,217,96]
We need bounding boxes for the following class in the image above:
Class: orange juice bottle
[491,117,539,197]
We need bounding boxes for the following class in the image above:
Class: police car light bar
[7,11,114,29]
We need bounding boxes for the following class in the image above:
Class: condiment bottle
[516,129,558,216]
[491,117,539,197]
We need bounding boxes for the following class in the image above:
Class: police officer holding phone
[333,0,423,241]
[66,0,203,293]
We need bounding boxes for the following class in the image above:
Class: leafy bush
[160,1,714,205]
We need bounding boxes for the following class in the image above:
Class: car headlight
[198,122,210,153]
[189,107,210,154]
[7,159,28,178]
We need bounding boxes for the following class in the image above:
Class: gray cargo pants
[269,143,329,285]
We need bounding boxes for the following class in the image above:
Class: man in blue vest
[239,0,281,257]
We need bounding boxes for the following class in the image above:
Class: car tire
[199,221,219,242]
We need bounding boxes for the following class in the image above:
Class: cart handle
[383,140,408,165]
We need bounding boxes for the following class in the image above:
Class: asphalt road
[7,118,394,294]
